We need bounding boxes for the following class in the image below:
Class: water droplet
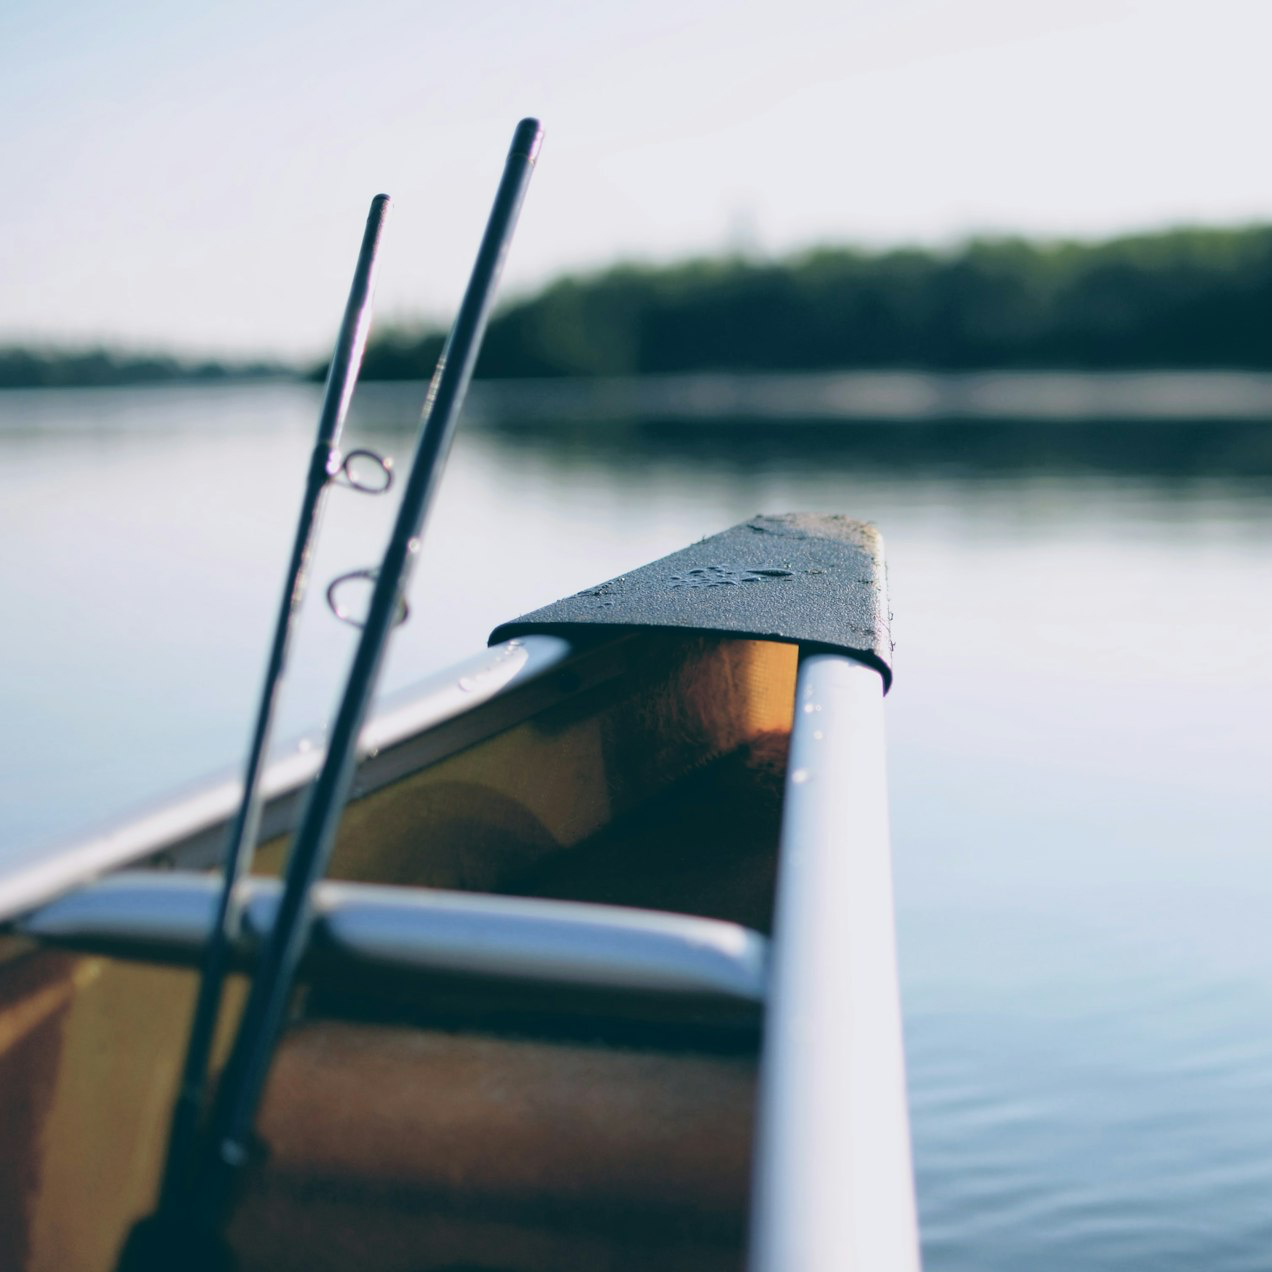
[297,738,313,753]
[791,768,810,784]
[457,676,476,692]
[802,702,822,714]
[813,730,824,741]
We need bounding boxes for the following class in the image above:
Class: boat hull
[1,513,916,1272]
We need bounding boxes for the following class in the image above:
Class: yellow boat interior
[0,630,801,1272]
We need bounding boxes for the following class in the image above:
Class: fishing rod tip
[511,118,544,162]
[364,193,392,236]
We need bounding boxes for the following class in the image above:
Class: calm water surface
[2,380,1271,1270]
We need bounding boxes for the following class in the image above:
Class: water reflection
[348,379,1272,524]
[485,412,1271,481]
[1,379,1271,1272]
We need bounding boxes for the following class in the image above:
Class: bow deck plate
[491,513,893,690]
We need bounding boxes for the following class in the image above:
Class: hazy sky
[3,0,1268,358]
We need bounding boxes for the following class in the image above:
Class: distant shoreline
[14,223,1272,390]
[0,347,289,390]
[6,369,1272,423]
[367,370,1272,424]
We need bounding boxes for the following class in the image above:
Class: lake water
[2,377,1271,1269]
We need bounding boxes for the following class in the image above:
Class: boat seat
[18,873,768,1025]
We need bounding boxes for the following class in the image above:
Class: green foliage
[17,224,1272,387]
[354,328,446,383]
[354,223,1272,379]
[0,347,283,389]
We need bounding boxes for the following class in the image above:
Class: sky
[2,0,1269,359]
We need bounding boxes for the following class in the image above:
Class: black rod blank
[195,117,543,1231]
[164,191,391,1202]
[115,194,391,1271]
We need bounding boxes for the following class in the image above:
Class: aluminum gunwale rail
[747,652,920,1272]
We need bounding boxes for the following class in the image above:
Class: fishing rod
[175,116,541,1256]
[117,194,392,1270]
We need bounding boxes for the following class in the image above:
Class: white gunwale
[749,652,920,1272]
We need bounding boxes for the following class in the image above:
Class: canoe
[0,513,918,1272]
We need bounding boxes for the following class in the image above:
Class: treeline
[15,225,1272,388]
[0,347,283,389]
[353,224,1272,380]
